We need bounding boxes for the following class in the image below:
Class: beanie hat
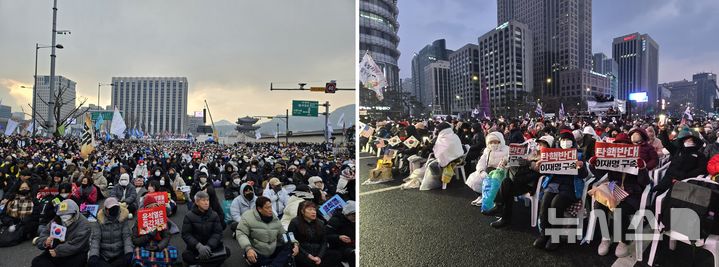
[538,135,555,147]
[343,201,356,215]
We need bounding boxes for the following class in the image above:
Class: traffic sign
[325,81,336,94]
[90,111,115,121]
[292,100,319,117]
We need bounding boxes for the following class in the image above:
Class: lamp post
[24,43,63,136]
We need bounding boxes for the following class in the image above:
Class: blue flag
[95,113,104,131]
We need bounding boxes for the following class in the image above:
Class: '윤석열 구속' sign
[539,148,578,175]
[593,142,640,175]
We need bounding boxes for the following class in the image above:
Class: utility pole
[285,109,289,145]
[321,101,330,144]
[48,0,58,135]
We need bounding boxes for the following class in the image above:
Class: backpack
[0,224,25,247]
[661,179,719,239]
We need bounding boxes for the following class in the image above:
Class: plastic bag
[480,169,507,211]
[420,160,442,191]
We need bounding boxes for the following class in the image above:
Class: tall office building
[612,33,659,113]
[478,21,534,114]
[111,77,188,134]
[449,44,480,115]
[424,61,451,115]
[592,53,619,98]
[411,39,453,106]
[497,0,593,104]
[0,105,10,120]
[359,0,400,90]
[661,73,718,113]
[693,73,718,112]
[35,75,76,125]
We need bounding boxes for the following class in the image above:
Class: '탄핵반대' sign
[507,143,529,167]
[539,148,578,175]
[593,142,640,175]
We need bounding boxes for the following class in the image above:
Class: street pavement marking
[359,156,376,159]
[360,185,403,196]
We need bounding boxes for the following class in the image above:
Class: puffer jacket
[474,131,510,180]
[36,213,91,257]
[280,195,305,230]
[325,213,354,250]
[288,217,329,259]
[110,184,137,206]
[131,221,171,251]
[262,185,289,217]
[181,206,224,251]
[89,206,132,260]
[93,172,109,198]
[628,128,659,171]
[236,209,287,256]
[230,183,256,223]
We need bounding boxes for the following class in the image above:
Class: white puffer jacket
[474,131,509,180]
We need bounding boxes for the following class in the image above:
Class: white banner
[4,119,18,136]
[507,143,530,167]
[539,148,578,175]
[594,142,639,175]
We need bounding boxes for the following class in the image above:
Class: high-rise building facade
[411,39,452,106]
[449,44,480,115]
[613,33,659,114]
[111,77,188,134]
[359,0,400,91]
[497,0,593,105]
[424,61,451,115]
[35,75,76,125]
[478,21,534,114]
[0,105,10,120]
[592,53,619,98]
[661,73,718,113]
[693,73,718,112]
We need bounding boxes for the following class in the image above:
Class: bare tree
[26,83,90,137]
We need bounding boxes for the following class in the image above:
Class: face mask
[155,171,161,176]
[300,170,306,175]
[119,180,129,186]
[108,206,120,217]
[706,128,713,133]
[244,192,254,200]
[19,189,30,195]
[631,135,642,144]
[560,140,572,149]
[60,193,69,198]
[160,180,165,186]
[684,140,696,148]
[251,168,257,172]
[233,178,242,185]
[27,164,33,168]
[200,178,207,184]
[60,214,73,224]
[489,144,499,151]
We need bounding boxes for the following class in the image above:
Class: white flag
[274,131,278,139]
[255,131,261,140]
[359,52,387,100]
[25,122,34,134]
[110,107,127,139]
[684,106,693,121]
[4,119,18,136]
[327,122,334,138]
[337,113,345,128]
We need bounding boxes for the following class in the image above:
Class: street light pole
[48,0,58,135]
[32,43,39,136]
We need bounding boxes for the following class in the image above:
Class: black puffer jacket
[288,217,329,259]
[181,206,224,251]
[654,146,708,194]
[325,213,354,250]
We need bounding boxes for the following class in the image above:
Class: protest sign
[539,147,578,175]
[387,136,401,146]
[319,194,347,221]
[137,206,168,235]
[594,142,640,175]
[36,188,59,199]
[507,143,529,167]
[145,192,168,205]
[81,204,99,222]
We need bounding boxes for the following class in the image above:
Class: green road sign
[292,100,319,117]
[91,111,115,121]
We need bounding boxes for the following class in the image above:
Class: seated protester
[88,197,133,267]
[181,191,231,267]
[587,133,651,258]
[110,173,137,215]
[288,201,342,267]
[148,167,164,184]
[654,127,709,194]
[225,172,244,200]
[2,169,39,205]
[32,199,91,267]
[627,128,659,171]
[35,183,73,238]
[246,163,264,191]
[335,165,355,201]
[207,187,227,229]
[167,167,188,203]
[292,166,311,186]
[308,176,328,201]
[134,176,149,211]
[230,182,257,232]
[236,196,299,267]
[91,167,109,199]
[131,196,176,267]
[325,201,356,267]
[468,131,509,206]
[430,122,465,189]
[147,180,176,216]
[71,176,98,206]
[464,122,487,175]
[45,173,65,191]
[190,172,211,201]
[281,185,315,230]
[263,178,289,218]
[534,128,588,251]
[485,136,552,228]
[644,126,665,156]
[0,181,34,242]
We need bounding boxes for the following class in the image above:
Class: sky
[396,0,719,83]
[0,0,355,122]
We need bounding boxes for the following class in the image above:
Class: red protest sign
[36,188,59,199]
[145,192,167,205]
[594,142,639,175]
[192,152,201,159]
[137,206,167,235]
[539,147,578,175]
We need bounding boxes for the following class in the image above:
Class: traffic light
[203,109,207,123]
[325,80,336,94]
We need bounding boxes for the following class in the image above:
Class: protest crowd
[360,108,719,264]
[0,135,356,267]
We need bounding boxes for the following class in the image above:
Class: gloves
[196,243,211,259]
[588,156,598,166]
[637,158,646,169]
[88,255,101,266]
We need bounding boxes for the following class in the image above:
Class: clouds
[397,0,719,83]
[0,0,355,121]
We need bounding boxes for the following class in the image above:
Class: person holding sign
[88,197,133,266]
[32,199,91,267]
[236,196,299,267]
[587,133,654,257]
[181,191,230,266]
[131,196,176,267]
[534,128,588,251]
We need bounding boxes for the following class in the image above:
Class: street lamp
[29,43,63,136]
[98,83,114,110]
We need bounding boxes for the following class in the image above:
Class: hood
[628,128,650,143]
[485,131,506,146]
[239,182,255,195]
[96,205,129,224]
